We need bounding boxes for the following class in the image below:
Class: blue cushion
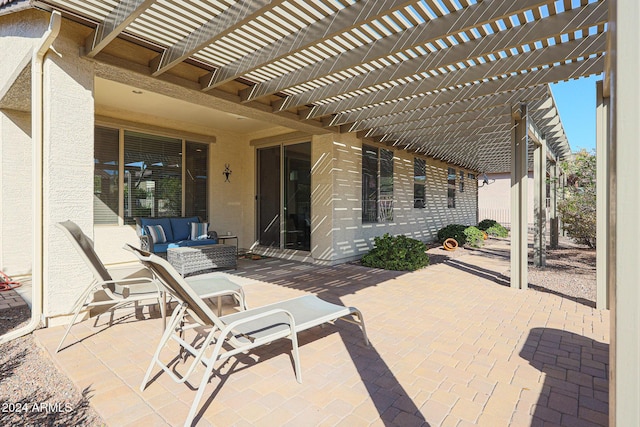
[167,239,217,249]
[140,217,173,242]
[152,242,170,253]
[170,216,199,241]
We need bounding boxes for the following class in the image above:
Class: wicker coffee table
[167,244,237,276]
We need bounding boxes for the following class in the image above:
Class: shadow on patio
[32,240,608,426]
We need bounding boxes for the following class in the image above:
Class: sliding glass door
[257,142,311,251]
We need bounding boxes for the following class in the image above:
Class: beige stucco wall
[41,18,96,321]
[478,172,535,227]
[0,10,50,276]
[311,133,478,264]
[0,110,32,275]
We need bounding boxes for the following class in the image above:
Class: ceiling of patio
[95,78,284,135]
[30,0,607,172]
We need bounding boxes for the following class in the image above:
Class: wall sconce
[223,164,232,182]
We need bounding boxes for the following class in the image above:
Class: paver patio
[34,239,609,426]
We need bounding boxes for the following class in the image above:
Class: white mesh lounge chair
[125,244,369,427]
[55,221,247,353]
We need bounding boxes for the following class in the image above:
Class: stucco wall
[0,110,32,275]
[0,10,49,276]
[41,19,96,320]
[311,134,478,264]
[478,172,535,227]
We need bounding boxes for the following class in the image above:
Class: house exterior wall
[311,134,478,264]
[478,172,535,227]
[0,10,49,276]
[1,10,478,322]
[41,18,95,322]
[0,110,32,275]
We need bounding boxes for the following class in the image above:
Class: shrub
[361,233,429,271]
[477,219,499,231]
[463,226,485,248]
[437,224,468,246]
[485,223,509,238]
[558,149,596,248]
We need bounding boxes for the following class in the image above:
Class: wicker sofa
[134,216,218,255]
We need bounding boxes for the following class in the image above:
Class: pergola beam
[315,33,604,121]
[277,0,607,114]
[84,0,155,58]
[348,85,548,133]
[363,104,512,138]
[330,55,604,127]
[200,0,414,90]
[380,116,510,142]
[150,0,278,77]
[241,0,554,102]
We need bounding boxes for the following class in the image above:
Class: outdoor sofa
[135,216,218,255]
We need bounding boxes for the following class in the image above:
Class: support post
[533,137,547,267]
[510,104,528,289]
[611,1,640,425]
[595,80,609,310]
[549,156,559,249]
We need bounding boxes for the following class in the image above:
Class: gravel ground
[0,306,105,427]
[0,237,596,426]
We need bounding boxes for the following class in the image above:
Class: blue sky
[549,75,601,153]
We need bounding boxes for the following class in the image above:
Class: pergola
[16,0,606,293]
[3,0,639,425]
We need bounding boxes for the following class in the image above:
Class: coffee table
[167,244,237,276]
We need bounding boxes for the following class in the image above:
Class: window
[414,157,426,208]
[362,145,394,222]
[447,167,456,208]
[459,170,465,193]
[124,131,182,221]
[94,127,209,224]
[94,127,119,224]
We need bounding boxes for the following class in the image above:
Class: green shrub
[486,223,509,238]
[463,226,485,248]
[477,219,499,231]
[437,224,468,246]
[361,233,429,271]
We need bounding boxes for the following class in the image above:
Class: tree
[558,149,596,248]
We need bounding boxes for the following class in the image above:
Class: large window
[414,157,426,208]
[94,126,209,224]
[362,145,394,222]
[459,170,465,193]
[447,167,456,208]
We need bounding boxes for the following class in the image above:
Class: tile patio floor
[34,239,609,426]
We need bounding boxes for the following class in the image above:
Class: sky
[549,75,601,153]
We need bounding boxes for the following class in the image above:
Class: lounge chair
[55,221,247,353]
[125,244,369,427]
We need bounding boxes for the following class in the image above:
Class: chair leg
[55,305,86,353]
[291,332,302,384]
[141,303,187,391]
[354,309,370,347]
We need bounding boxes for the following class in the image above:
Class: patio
[33,238,609,427]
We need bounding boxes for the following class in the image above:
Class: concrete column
[510,104,528,289]
[41,33,95,323]
[533,138,546,267]
[611,0,640,425]
[595,80,609,310]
